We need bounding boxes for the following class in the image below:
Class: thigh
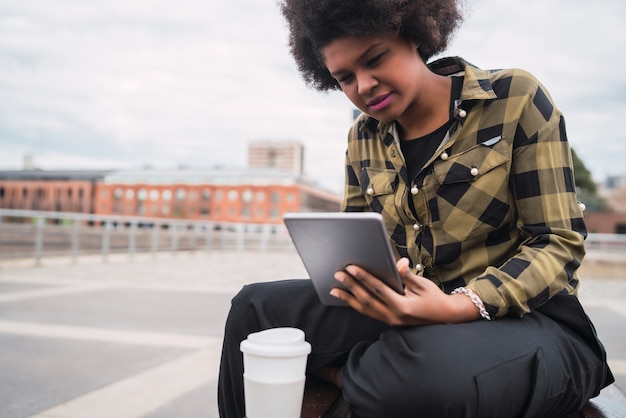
[226,279,391,370]
[341,308,606,418]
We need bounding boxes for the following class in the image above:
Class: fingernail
[345,265,357,276]
[334,272,344,283]
[330,289,339,298]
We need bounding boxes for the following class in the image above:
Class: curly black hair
[279,0,464,91]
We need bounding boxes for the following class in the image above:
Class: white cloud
[0,0,624,193]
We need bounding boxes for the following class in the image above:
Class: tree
[571,148,605,211]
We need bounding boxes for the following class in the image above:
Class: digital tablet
[283,212,404,306]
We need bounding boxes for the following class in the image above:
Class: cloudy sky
[1,0,625,193]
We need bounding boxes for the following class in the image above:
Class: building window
[201,189,211,201]
[0,187,5,199]
[175,188,186,201]
[270,208,280,219]
[189,190,198,200]
[125,189,135,199]
[228,190,238,201]
[256,191,265,202]
[137,189,147,201]
[113,188,123,199]
[215,190,224,202]
[242,189,253,203]
[241,207,251,218]
[271,192,280,203]
[286,192,295,203]
[150,189,160,201]
[162,189,172,201]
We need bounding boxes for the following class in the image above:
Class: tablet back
[283,212,403,306]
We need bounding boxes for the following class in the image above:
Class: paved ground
[0,250,624,418]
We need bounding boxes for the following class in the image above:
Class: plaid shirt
[341,57,586,319]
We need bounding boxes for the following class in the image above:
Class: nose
[356,72,378,95]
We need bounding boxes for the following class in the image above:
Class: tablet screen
[283,212,404,306]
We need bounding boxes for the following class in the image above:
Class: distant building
[95,168,340,223]
[582,175,626,234]
[0,170,111,214]
[599,175,626,214]
[0,142,341,224]
[248,140,304,176]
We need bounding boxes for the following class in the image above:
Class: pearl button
[578,201,586,211]
[458,109,467,118]
[441,152,449,160]
[415,263,423,272]
[367,187,374,195]
[470,167,479,176]
[411,186,419,195]
[413,223,421,231]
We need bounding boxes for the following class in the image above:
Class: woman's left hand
[331,258,481,326]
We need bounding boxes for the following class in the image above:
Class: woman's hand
[331,258,481,326]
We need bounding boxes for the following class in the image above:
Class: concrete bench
[301,377,626,418]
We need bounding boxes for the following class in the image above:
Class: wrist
[450,287,492,321]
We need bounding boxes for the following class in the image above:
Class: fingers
[331,265,402,324]
[338,265,396,302]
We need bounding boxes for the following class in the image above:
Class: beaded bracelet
[451,287,492,321]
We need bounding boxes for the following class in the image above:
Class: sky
[1,0,625,194]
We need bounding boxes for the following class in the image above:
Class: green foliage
[572,148,596,193]
[571,148,606,211]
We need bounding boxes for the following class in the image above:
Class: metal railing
[0,209,295,265]
[1,209,625,266]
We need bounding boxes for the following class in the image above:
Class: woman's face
[322,35,426,124]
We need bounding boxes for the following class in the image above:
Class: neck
[397,72,452,141]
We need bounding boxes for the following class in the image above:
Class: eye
[338,74,354,84]
[366,52,385,67]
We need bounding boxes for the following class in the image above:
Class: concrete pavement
[0,250,624,418]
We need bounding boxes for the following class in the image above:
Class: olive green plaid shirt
[342,57,586,319]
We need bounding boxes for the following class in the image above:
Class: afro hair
[279,0,464,90]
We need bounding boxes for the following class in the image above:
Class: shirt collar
[359,56,497,136]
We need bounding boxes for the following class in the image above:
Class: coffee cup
[240,327,311,418]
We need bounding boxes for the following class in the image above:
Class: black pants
[217,279,613,418]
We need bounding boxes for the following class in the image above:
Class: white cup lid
[240,327,311,357]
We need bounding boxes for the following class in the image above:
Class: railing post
[205,224,213,252]
[34,216,44,266]
[171,223,179,256]
[151,224,159,258]
[129,221,137,260]
[102,220,111,262]
[71,219,80,264]
[236,223,245,252]
[189,225,197,254]
[260,224,271,252]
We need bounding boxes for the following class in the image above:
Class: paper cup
[240,327,311,418]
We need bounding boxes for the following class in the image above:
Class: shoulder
[433,57,554,104]
[488,67,548,100]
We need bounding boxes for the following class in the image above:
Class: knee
[226,283,264,328]
[346,361,477,418]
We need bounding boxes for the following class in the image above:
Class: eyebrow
[329,42,383,78]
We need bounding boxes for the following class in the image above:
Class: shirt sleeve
[341,122,370,213]
[466,74,587,318]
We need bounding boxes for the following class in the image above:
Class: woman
[218,0,614,416]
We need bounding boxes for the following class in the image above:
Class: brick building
[94,168,340,223]
[0,142,341,224]
[0,170,111,214]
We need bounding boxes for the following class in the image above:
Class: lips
[366,93,392,111]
